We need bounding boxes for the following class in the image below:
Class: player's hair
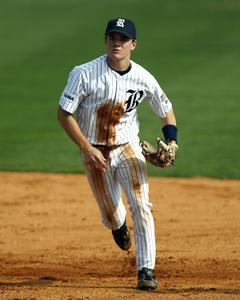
[104,34,136,43]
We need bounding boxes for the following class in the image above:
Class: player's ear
[131,39,137,51]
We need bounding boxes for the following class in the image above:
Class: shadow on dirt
[0,279,240,296]
[0,276,56,287]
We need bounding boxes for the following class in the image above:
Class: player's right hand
[82,145,107,171]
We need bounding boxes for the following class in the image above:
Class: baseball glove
[140,138,178,168]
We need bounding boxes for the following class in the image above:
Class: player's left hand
[140,138,178,168]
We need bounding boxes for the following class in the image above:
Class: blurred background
[0,0,239,178]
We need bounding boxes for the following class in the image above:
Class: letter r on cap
[116,19,125,27]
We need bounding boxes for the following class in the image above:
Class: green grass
[0,0,240,178]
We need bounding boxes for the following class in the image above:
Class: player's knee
[129,199,152,217]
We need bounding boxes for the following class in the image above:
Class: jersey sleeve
[146,77,172,118]
[59,67,87,114]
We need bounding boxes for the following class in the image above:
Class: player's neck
[107,56,131,72]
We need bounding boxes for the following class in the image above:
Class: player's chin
[109,52,122,60]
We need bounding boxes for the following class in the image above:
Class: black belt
[92,143,128,159]
[92,144,126,150]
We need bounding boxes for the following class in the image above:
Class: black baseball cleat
[112,220,131,251]
[138,268,158,290]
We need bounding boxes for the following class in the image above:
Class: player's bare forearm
[161,108,176,127]
[57,106,91,150]
[57,106,107,170]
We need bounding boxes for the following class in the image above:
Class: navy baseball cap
[105,18,136,39]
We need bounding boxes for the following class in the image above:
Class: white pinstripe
[81,143,155,270]
[59,55,172,146]
[59,54,172,270]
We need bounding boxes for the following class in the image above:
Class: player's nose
[113,40,121,47]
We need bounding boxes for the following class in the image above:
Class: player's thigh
[116,143,149,201]
[81,153,122,207]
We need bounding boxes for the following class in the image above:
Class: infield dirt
[0,172,239,300]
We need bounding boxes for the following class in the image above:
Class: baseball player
[57,18,178,290]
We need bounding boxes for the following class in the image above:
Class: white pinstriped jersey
[59,54,172,146]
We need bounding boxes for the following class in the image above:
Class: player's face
[106,32,136,63]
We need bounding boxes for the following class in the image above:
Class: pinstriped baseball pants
[81,142,156,270]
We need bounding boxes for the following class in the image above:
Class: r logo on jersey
[125,89,144,112]
[116,19,125,28]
